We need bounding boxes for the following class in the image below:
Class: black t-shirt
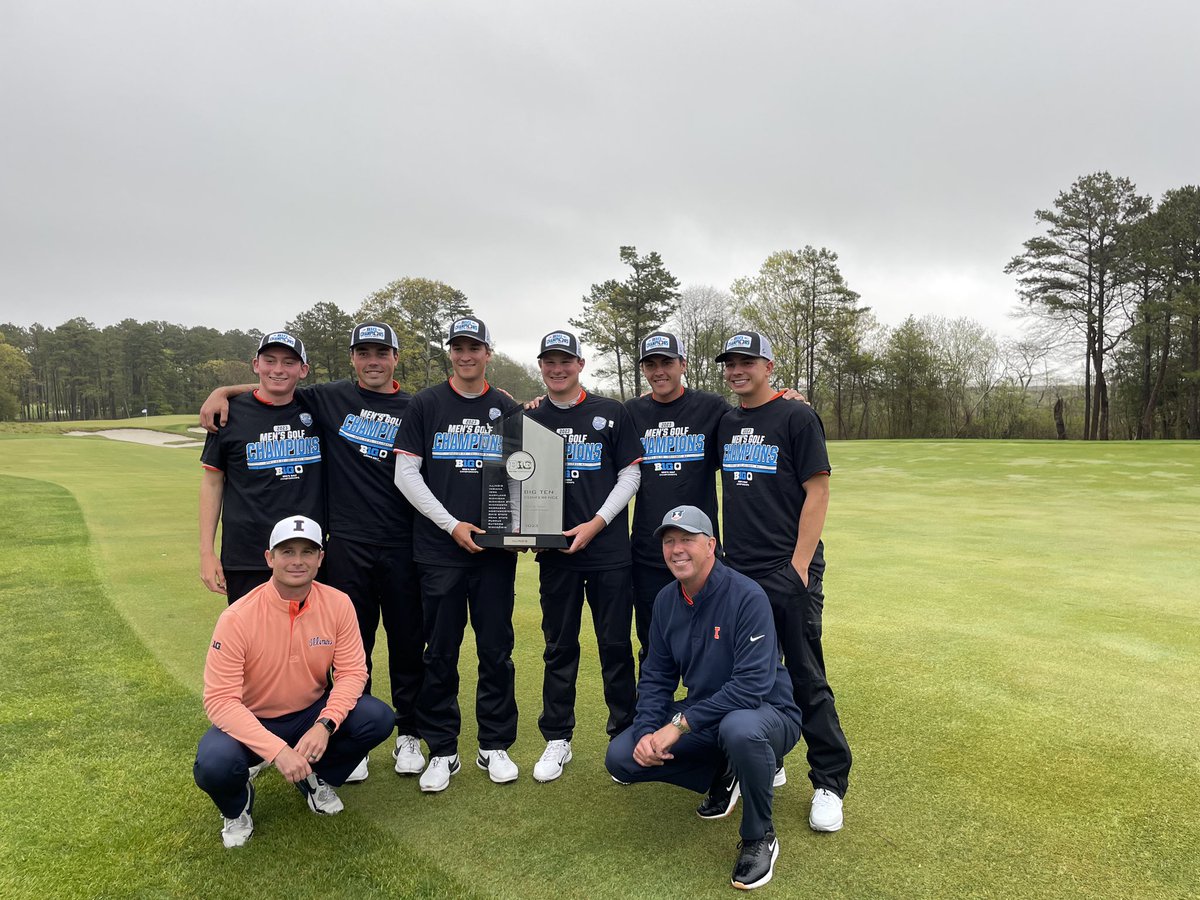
[200,391,325,570]
[625,388,730,569]
[393,380,520,567]
[296,380,415,547]
[718,394,831,579]
[526,391,643,571]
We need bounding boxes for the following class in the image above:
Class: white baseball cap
[268,516,324,550]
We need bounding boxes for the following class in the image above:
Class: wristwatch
[671,712,690,734]
[316,717,335,735]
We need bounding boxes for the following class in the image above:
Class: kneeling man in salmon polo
[193,516,393,848]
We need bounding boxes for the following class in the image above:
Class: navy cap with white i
[715,331,774,363]
[446,316,493,348]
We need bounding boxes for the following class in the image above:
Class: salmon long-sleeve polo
[202,579,369,762]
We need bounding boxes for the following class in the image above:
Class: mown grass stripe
[0,474,478,900]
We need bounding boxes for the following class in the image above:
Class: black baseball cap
[639,331,685,362]
[446,316,493,348]
[258,331,307,364]
[350,321,399,351]
[716,331,774,363]
[538,330,583,359]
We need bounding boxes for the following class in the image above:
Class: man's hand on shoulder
[779,388,809,406]
[199,384,255,432]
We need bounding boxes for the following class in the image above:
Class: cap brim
[715,351,767,363]
[639,350,682,362]
[653,523,710,539]
[259,342,304,357]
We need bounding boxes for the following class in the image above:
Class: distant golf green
[1,426,1196,898]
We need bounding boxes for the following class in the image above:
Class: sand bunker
[66,429,204,449]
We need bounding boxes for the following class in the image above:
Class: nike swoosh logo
[750,634,765,642]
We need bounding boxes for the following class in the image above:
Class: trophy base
[475,532,570,550]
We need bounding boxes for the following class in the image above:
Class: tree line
[0,278,543,422]
[3,172,1196,438]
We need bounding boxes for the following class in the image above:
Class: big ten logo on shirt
[639,419,705,476]
[432,416,504,472]
[722,426,779,485]
[556,423,606,482]
[339,408,401,462]
[246,423,321,480]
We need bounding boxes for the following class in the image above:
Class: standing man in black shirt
[392,316,522,792]
[526,329,643,783]
[200,331,324,605]
[199,322,425,784]
[625,331,729,670]
[716,330,852,834]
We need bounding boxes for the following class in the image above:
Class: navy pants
[194,693,393,818]
[538,564,636,741]
[605,701,800,841]
[416,553,518,757]
[630,562,673,673]
[754,565,852,797]
[321,535,424,737]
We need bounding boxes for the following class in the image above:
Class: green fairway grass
[0,433,1196,898]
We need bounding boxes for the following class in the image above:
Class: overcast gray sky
[2,1,1198,364]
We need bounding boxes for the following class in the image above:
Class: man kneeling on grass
[605,506,803,891]
[193,516,393,848]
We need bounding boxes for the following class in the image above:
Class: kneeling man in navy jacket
[605,505,804,891]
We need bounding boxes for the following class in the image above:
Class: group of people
[193,317,852,890]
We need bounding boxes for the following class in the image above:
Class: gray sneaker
[297,773,344,815]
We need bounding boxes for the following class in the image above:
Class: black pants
[416,554,518,757]
[320,536,423,737]
[224,569,270,605]
[631,562,673,673]
[753,564,852,797]
[537,564,636,741]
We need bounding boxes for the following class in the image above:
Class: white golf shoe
[476,748,519,784]
[419,754,461,792]
[393,734,425,775]
[532,739,572,783]
[344,756,369,783]
[221,781,254,848]
[809,788,844,832]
